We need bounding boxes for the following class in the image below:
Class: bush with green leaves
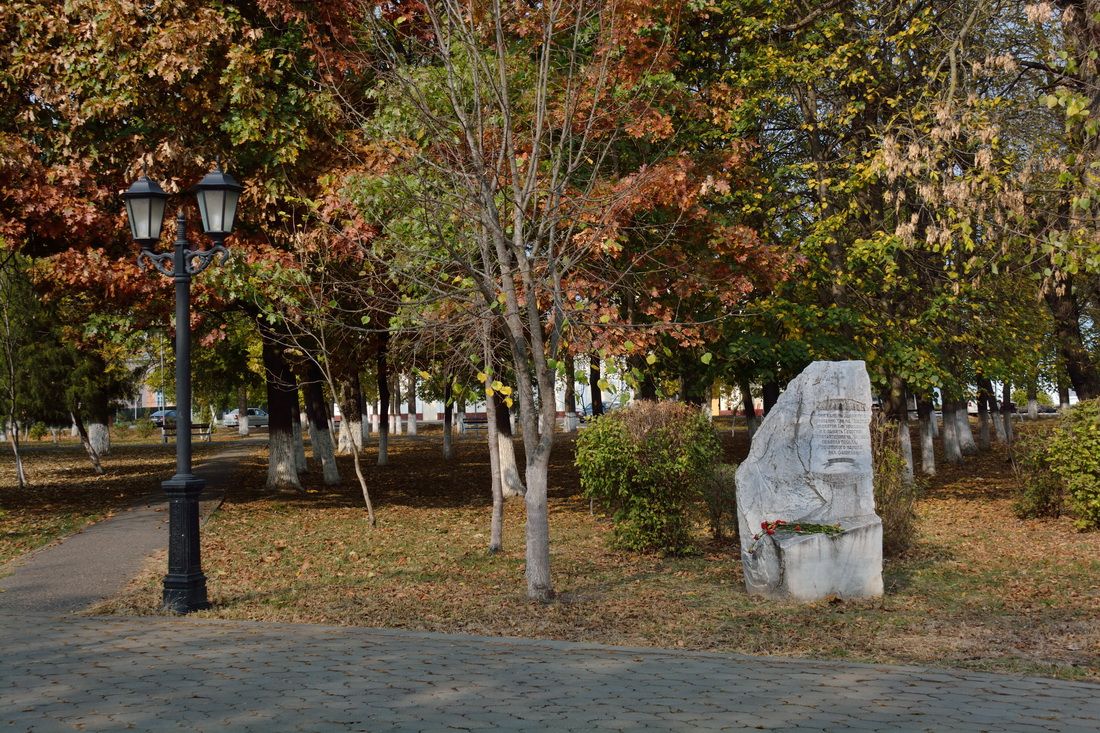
[576,401,721,554]
[701,463,738,541]
[134,419,157,439]
[1011,422,1063,520]
[1047,399,1100,530]
[28,422,48,441]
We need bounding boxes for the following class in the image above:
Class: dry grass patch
[96,426,1099,681]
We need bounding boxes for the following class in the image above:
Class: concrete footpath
[0,613,1097,732]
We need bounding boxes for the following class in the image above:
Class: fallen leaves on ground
[69,425,1100,681]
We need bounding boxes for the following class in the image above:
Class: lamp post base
[161,473,210,613]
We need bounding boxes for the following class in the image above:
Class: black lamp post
[124,163,243,613]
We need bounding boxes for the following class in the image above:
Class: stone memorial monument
[735,360,883,601]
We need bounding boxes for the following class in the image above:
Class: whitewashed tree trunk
[293,417,308,472]
[377,425,389,465]
[991,409,1006,442]
[942,401,963,464]
[918,403,936,476]
[88,422,110,456]
[339,419,362,454]
[955,405,978,456]
[9,422,27,489]
[977,400,991,451]
[267,429,302,491]
[897,414,914,483]
[524,456,552,599]
[312,425,340,485]
[337,420,352,453]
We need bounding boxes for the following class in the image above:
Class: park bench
[161,422,213,444]
[461,415,488,431]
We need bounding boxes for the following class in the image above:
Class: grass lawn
[0,429,243,566]
[87,422,1100,682]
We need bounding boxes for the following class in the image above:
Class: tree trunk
[589,355,604,416]
[350,442,376,527]
[293,406,308,473]
[563,352,577,432]
[70,410,104,475]
[391,375,403,435]
[483,336,504,553]
[941,398,963,464]
[739,378,757,439]
[762,381,780,416]
[1044,283,1100,399]
[917,398,936,476]
[1027,381,1039,421]
[88,422,110,456]
[442,377,455,459]
[261,328,301,492]
[1002,382,1014,444]
[524,452,552,600]
[976,387,991,451]
[336,369,363,455]
[887,376,914,482]
[376,341,390,466]
[1058,377,1071,410]
[955,400,978,456]
[304,362,340,485]
[237,385,249,436]
[406,373,417,436]
[8,419,26,488]
[494,392,525,498]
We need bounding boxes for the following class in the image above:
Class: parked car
[222,408,269,428]
[150,409,177,427]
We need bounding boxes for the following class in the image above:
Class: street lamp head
[123,175,168,246]
[191,163,243,238]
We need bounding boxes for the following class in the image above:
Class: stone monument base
[742,516,884,602]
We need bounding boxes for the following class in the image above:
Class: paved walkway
[1,613,1097,732]
[0,440,259,614]
[0,438,1098,731]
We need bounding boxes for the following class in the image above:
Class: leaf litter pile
[75,424,1100,681]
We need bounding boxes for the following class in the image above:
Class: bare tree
[347,0,683,600]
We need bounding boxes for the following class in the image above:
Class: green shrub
[1048,399,1100,530]
[134,419,157,439]
[1011,423,1063,519]
[576,401,721,555]
[28,422,48,441]
[870,414,920,557]
[701,463,738,541]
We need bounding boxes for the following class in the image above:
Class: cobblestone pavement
[1,613,1097,732]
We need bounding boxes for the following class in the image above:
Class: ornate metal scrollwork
[186,244,229,275]
[137,248,175,277]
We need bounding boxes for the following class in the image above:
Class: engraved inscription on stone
[818,411,862,459]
